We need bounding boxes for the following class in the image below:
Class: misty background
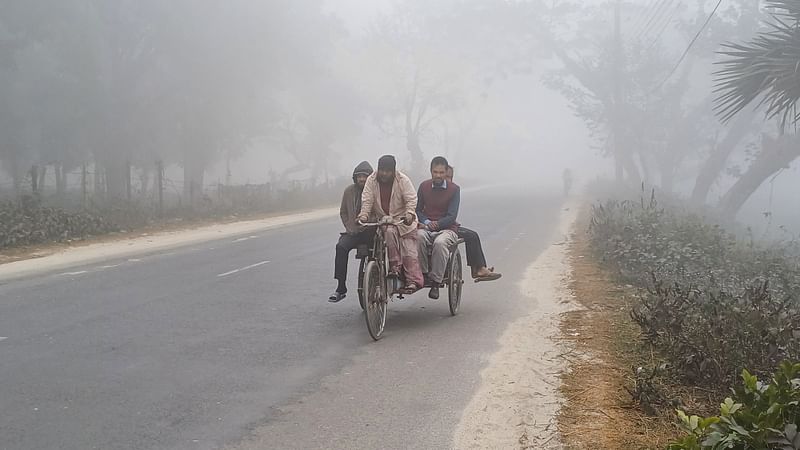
[0,0,797,235]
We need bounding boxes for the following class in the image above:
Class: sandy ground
[0,207,337,282]
[452,202,578,449]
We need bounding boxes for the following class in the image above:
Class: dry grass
[557,213,680,449]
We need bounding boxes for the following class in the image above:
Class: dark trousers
[334,231,372,286]
[458,226,486,269]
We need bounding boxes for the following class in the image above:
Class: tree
[357,0,530,176]
[715,0,800,126]
[713,0,800,217]
[359,5,468,175]
[540,0,774,205]
[0,0,348,208]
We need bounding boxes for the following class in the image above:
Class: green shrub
[0,198,116,249]
[588,193,800,388]
[669,362,800,450]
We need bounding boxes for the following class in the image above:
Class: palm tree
[714,0,800,126]
[712,0,800,218]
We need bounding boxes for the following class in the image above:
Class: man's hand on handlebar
[357,214,412,227]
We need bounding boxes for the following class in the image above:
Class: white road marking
[59,271,87,276]
[0,337,7,342]
[127,259,142,262]
[100,264,122,269]
[233,235,259,243]
[217,260,270,278]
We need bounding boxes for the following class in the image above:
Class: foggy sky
[0,0,798,233]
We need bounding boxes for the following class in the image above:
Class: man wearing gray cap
[329,161,374,303]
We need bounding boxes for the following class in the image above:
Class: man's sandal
[474,273,502,283]
[328,291,347,302]
[402,283,419,294]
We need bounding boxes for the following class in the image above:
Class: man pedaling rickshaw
[357,155,424,294]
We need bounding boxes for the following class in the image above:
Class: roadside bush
[669,362,800,450]
[0,197,116,249]
[588,192,800,389]
[0,181,346,251]
[632,276,800,388]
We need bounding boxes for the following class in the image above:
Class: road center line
[58,271,87,276]
[217,260,270,278]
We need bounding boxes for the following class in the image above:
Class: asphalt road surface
[0,186,563,450]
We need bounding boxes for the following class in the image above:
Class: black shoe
[428,286,439,300]
[328,291,346,303]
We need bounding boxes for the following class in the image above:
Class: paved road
[0,186,563,450]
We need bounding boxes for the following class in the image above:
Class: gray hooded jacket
[340,161,373,234]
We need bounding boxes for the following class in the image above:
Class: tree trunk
[94,162,104,197]
[37,165,47,193]
[406,133,424,177]
[636,150,652,186]
[30,165,38,193]
[139,167,151,198]
[55,165,62,195]
[225,153,232,186]
[125,160,132,201]
[28,165,39,194]
[156,160,164,217]
[718,134,800,219]
[691,110,756,205]
[55,164,67,197]
[620,150,641,185]
[104,161,128,200]
[183,161,205,209]
[82,164,88,208]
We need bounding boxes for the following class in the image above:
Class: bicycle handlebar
[358,218,405,227]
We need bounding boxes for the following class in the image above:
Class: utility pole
[613,0,624,183]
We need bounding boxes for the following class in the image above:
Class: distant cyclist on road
[562,168,573,197]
